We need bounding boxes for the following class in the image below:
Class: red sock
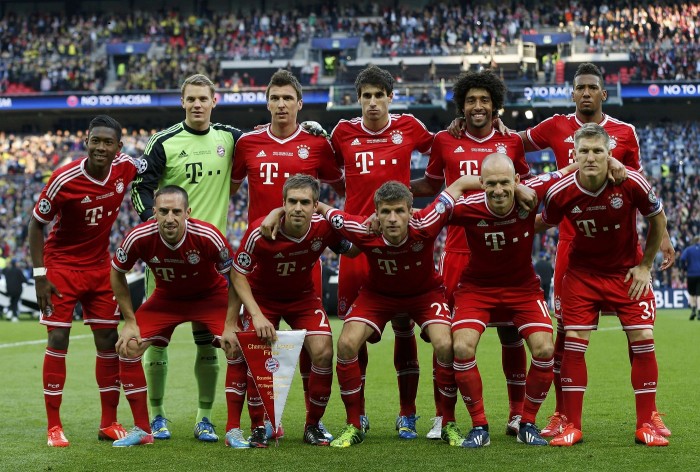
[560,337,589,430]
[454,356,487,427]
[299,348,311,413]
[336,356,363,429]
[96,350,120,428]
[306,363,332,426]
[521,355,554,424]
[552,325,566,413]
[358,343,368,415]
[630,339,658,428]
[44,347,67,429]
[434,359,457,423]
[432,354,441,416]
[247,369,265,428]
[394,326,419,416]
[118,355,150,432]
[502,339,526,418]
[224,357,247,430]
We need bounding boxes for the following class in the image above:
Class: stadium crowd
[1,120,698,290]
[2,2,698,93]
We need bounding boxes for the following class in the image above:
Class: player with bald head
[444,152,577,448]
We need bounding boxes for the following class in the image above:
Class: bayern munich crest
[217,145,225,157]
[390,130,403,144]
[187,252,200,264]
[495,143,507,154]
[608,135,618,150]
[311,239,323,252]
[265,357,280,373]
[518,207,529,219]
[609,193,624,209]
[411,242,424,252]
[297,144,310,159]
[115,179,124,194]
[38,198,51,214]
[116,248,128,263]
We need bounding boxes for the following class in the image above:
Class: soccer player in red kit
[111,185,271,447]
[319,181,461,448]
[411,69,531,438]
[232,174,359,447]
[447,153,577,448]
[541,124,669,447]
[521,63,674,436]
[330,64,434,438]
[231,71,344,439]
[28,115,142,447]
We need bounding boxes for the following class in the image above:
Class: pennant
[238,330,306,437]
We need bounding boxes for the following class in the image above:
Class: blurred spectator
[2,259,27,321]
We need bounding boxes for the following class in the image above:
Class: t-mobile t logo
[260,162,279,184]
[355,152,375,174]
[484,231,506,251]
[576,219,597,237]
[459,160,479,176]
[84,206,104,226]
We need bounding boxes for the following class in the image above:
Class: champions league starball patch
[116,248,128,263]
[219,248,230,261]
[38,199,51,214]
[330,214,344,229]
[135,158,148,174]
[237,252,252,268]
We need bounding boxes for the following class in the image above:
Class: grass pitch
[1,310,698,471]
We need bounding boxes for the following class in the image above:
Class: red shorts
[553,239,572,320]
[345,287,451,343]
[452,286,552,339]
[244,294,331,336]
[135,288,228,346]
[40,267,119,331]
[337,252,369,319]
[439,251,470,307]
[561,268,656,331]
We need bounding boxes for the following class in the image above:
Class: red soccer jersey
[231,125,343,222]
[425,128,530,253]
[542,170,663,276]
[233,214,350,301]
[331,114,433,217]
[33,154,141,270]
[112,219,233,299]
[451,173,562,290]
[324,192,452,297]
[525,113,642,240]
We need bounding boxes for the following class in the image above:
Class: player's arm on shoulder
[534,213,553,233]
[607,157,628,184]
[410,175,444,197]
[443,175,481,200]
[131,141,167,221]
[28,216,62,314]
[625,209,667,300]
[260,207,285,240]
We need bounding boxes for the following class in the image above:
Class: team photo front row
[31,115,670,449]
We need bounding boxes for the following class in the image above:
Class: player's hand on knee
[116,322,142,357]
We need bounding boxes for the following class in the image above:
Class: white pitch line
[0,334,91,349]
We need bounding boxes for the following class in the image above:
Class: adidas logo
[351,138,361,146]
[149,256,160,263]
[477,220,488,227]
[562,433,575,444]
[454,146,465,153]
[372,248,382,254]
[273,252,284,259]
[571,206,582,214]
[564,136,574,143]
[81,195,92,204]
[178,150,188,158]
[256,150,267,157]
